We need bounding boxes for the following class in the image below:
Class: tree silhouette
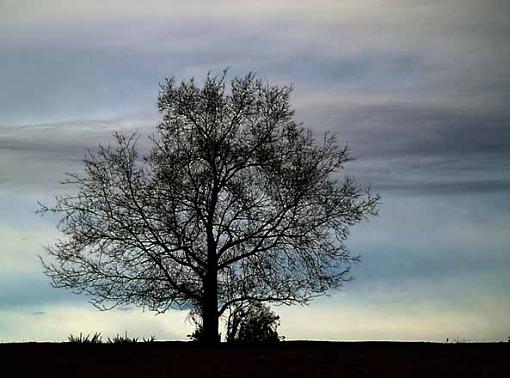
[40,71,379,343]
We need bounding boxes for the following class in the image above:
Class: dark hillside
[1,341,506,377]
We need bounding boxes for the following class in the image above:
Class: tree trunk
[202,181,220,344]
[202,267,219,344]
[202,219,219,344]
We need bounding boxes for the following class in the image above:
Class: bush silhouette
[226,301,283,343]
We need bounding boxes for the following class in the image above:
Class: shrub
[226,301,284,343]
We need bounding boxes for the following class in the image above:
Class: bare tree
[40,71,379,343]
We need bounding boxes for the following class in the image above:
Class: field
[1,341,506,377]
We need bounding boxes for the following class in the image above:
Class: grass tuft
[67,332,103,344]
[107,331,138,344]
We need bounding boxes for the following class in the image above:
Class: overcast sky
[1,0,509,342]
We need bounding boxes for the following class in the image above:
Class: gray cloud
[0,119,154,195]
[30,311,46,315]
[0,275,84,310]
[1,0,507,124]
[296,99,510,195]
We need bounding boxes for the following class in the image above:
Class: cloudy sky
[1,0,509,342]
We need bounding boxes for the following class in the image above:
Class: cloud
[0,275,81,310]
[1,0,508,125]
[0,119,154,195]
[295,98,510,195]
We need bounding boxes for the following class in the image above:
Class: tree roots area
[1,341,507,377]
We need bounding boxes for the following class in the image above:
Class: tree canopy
[40,71,379,343]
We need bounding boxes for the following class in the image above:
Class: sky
[0,0,509,342]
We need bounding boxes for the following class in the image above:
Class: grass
[67,331,156,344]
[67,332,103,344]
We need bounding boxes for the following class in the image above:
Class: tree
[40,71,379,344]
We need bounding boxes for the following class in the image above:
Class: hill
[1,341,506,377]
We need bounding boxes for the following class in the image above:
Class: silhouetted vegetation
[67,331,155,344]
[187,324,204,343]
[187,301,283,343]
[67,332,102,344]
[40,70,379,343]
[106,332,139,344]
[225,301,283,343]
[142,335,157,343]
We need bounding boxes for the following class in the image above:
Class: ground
[1,341,506,377]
